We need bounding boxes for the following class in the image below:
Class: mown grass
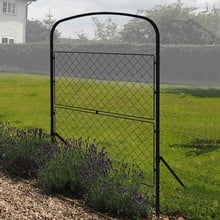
[0,73,50,129]
[0,72,220,219]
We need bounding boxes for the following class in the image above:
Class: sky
[28,0,220,21]
[28,0,220,38]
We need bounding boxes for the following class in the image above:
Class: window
[2,1,16,15]
[2,37,15,44]
[2,38,8,44]
[9,38,14,44]
[3,2,7,13]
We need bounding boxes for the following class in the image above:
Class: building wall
[0,0,27,43]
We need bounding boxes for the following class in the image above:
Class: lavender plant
[39,138,113,196]
[0,122,58,177]
[86,161,152,219]
[0,124,152,219]
[39,147,84,194]
[39,138,152,219]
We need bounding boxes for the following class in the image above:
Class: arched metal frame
[50,12,160,218]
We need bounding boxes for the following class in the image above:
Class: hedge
[0,43,219,85]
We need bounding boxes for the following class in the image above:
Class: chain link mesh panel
[50,12,161,218]
[53,51,156,185]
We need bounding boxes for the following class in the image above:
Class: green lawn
[0,72,220,219]
[0,73,50,130]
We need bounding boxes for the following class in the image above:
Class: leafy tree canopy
[120,3,219,44]
[91,3,220,45]
[26,12,60,43]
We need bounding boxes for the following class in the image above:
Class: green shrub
[86,162,152,219]
[39,139,152,218]
[39,139,112,196]
[39,147,85,194]
[0,124,152,219]
[0,122,57,177]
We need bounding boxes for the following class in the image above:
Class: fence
[54,51,156,182]
[50,12,161,218]
[0,44,219,86]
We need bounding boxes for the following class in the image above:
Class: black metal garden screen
[50,12,160,217]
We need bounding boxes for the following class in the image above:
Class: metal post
[50,24,55,141]
[154,23,160,219]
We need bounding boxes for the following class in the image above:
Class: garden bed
[0,171,184,220]
[0,171,112,220]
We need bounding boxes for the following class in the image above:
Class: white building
[0,0,36,44]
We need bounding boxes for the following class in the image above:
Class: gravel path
[0,172,183,220]
[0,172,113,220]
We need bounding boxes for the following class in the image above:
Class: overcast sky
[28,0,220,21]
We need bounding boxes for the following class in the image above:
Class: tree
[119,16,153,44]
[120,3,217,44]
[75,30,89,42]
[26,12,60,43]
[92,17,120,42]
[43,12,60,41]
[26,19,48,43]
[43,11,54,29]
[195,6,220,43]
